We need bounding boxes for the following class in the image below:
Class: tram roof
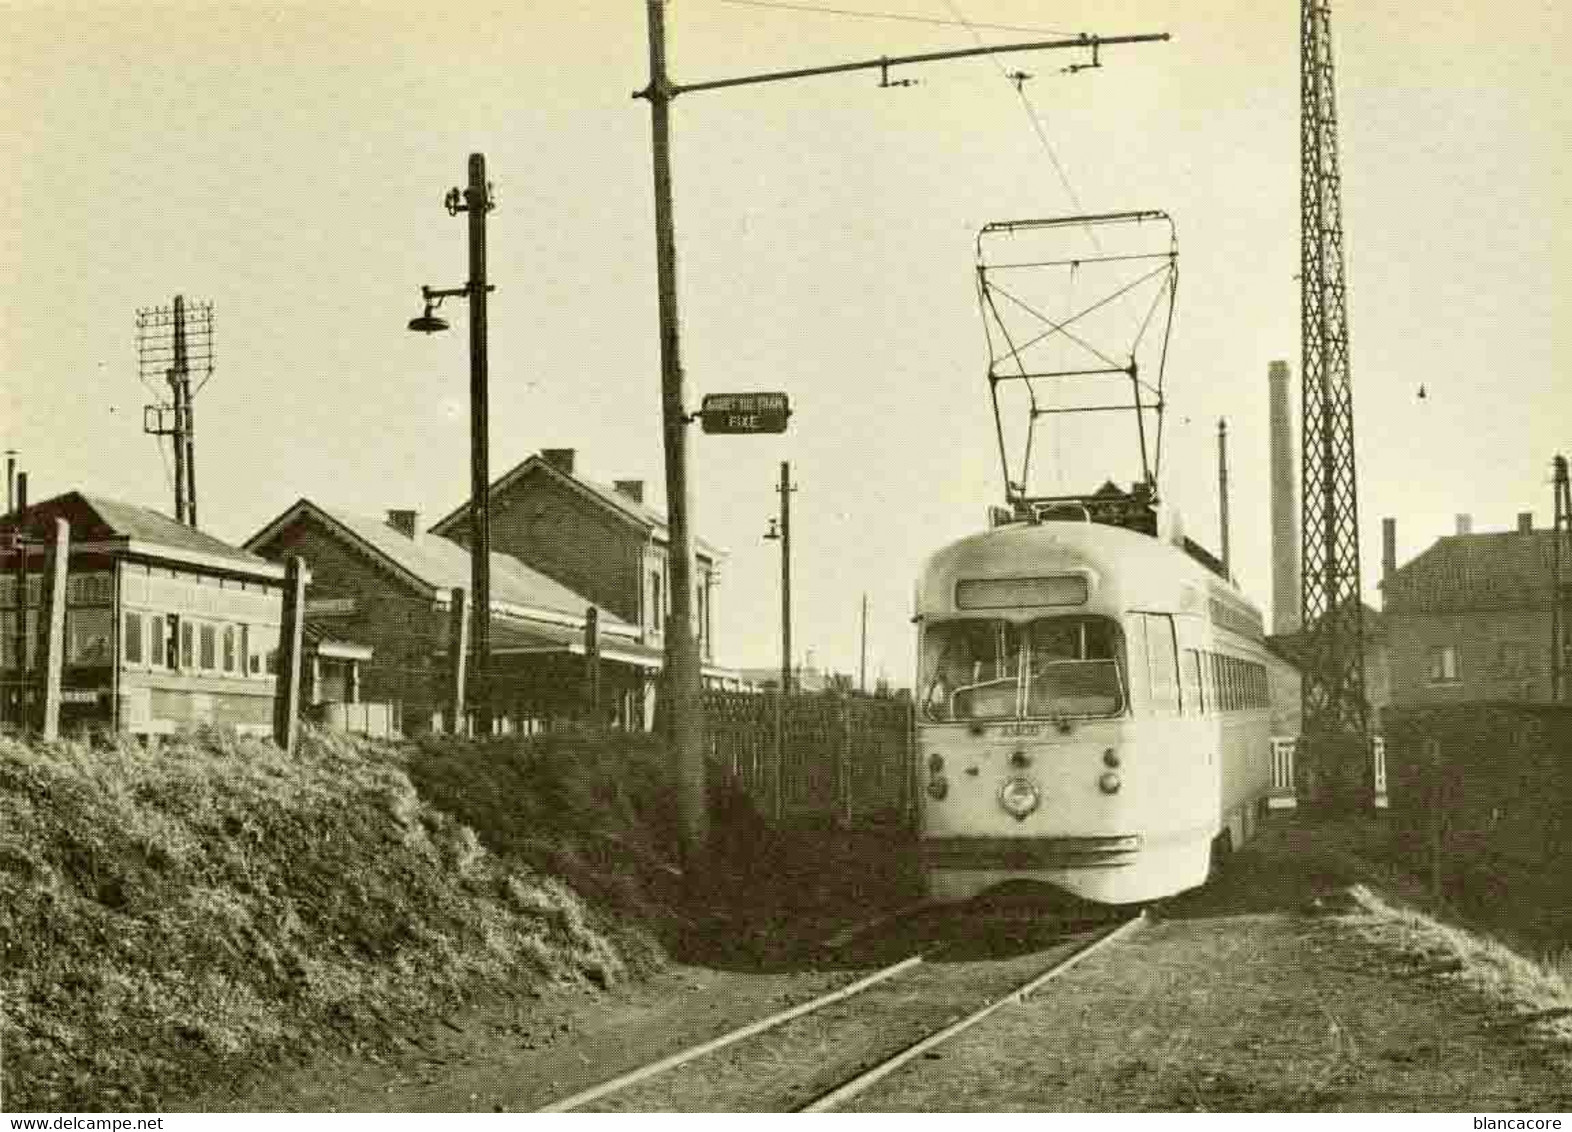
[916,519,1251,623]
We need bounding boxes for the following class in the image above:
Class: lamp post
[409,152,496,736]
[762,460,793,694]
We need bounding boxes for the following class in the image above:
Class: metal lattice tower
[1299,0,1368,750]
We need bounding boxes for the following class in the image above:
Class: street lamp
[408,152,496,735]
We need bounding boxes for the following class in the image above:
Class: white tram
[914,509,1273,905]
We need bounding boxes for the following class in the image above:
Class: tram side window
[1142,614,1179,715]
[1183,649,1204,713]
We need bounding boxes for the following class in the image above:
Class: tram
[913,497,1273,904]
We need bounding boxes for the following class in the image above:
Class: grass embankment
[0,727,679,1111]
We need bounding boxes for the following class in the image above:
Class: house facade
[1,492,288,735]
[1380,512,1559,706]
[427,448,732,680]
[245,500,662,734]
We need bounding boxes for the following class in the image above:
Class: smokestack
[1455,513,1472,536]
[1217,419,1231,579]
[1382,517,1396,582]
[386,509,420,542]
[1268,360,1300,633]
[5,452,14,516]
[16,471,27,514]
[1516,512,1533,534]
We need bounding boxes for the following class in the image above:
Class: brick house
[245,500,660,734]
[427,448,735,688]
[1380,512,1559,706]
[1264,601,1390,735]
[2,491,290,735]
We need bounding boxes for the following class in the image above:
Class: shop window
[180,621,194,669]
[222,625,236,673]
[124,612,143,664]
[199,624,217,671]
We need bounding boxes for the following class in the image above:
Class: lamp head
[407,303,450,334]
[763,518,781,541]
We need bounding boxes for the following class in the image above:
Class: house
[1266,601,1390,734]
[1380,512,1559,706]
[245,500,661,734]
[1,491,290,735]
[427,448,735,686]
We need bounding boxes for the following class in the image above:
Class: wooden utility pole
[635,1,1167,872]
[859,593,868,694]
[448,587,469,736]
[778,461,793,694]
[642,0,708,874]
[41,519,68,740]
[461,154,493,737]
[272,556,306,753]
[1218,418,1231,578]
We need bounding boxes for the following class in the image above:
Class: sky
[3,0,1568,684]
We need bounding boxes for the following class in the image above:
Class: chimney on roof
[16,472,27,514]
[1455,513,1472,536]
[541,448,575,476]
[613,479,644,504]
[1382,517,1396,582]
[1516,511,1533,533]
[386,509,421,542]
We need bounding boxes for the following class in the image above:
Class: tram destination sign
[699,391,790,435]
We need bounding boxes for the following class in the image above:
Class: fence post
[1426,736,1444,904]
[839,696,853,829]
[272,556,306,753]
[584,605,601,728]
[40,519,68,740]
[771,688,783,823]
[448,588,469,736]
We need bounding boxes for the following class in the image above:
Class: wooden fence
[703,690,913,830]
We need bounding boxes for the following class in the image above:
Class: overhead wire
[715,0,1075,36]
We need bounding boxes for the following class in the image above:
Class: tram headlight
[1098,771,1122,795]
[1102,748,1120,768]
[928,752,945,774]
[998,776,1040,820]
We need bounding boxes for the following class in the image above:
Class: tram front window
[921,616,1125,722]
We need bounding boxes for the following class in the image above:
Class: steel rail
[537,953,924,1112]
[800,910,1146,1112]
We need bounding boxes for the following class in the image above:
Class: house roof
[244,499,637,633]
[426,453,725,558]
[1382,530,1559,613]
[3,491,279,574]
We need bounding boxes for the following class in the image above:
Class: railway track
[539,906,1146,1112]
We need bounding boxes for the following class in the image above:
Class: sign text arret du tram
[699,391,791,435]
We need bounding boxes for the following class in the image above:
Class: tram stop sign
[699,391,790,435]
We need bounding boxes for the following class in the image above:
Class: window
[1143,614,1179,714]
[919,615,1125,722]
[148,615,166,668]
[1183,649,1204,713]
[241,625,254,675]
[1428,645,1460,684]
[199,623,217,671]
[648,570,663,635]
[180,620,194,669]
[66,609,113,666]
[222,625,236,673]
[123,612,144,664]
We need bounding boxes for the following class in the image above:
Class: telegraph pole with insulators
[139,296,214,527]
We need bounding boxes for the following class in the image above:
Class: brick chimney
[541,448,575,476]
[1268,360,1301,634]
[613,479,645,504]
[1455,513,1472,536]
[1517,511,1533,533]
[386,509,420,542]
[1381,517,1396,582]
